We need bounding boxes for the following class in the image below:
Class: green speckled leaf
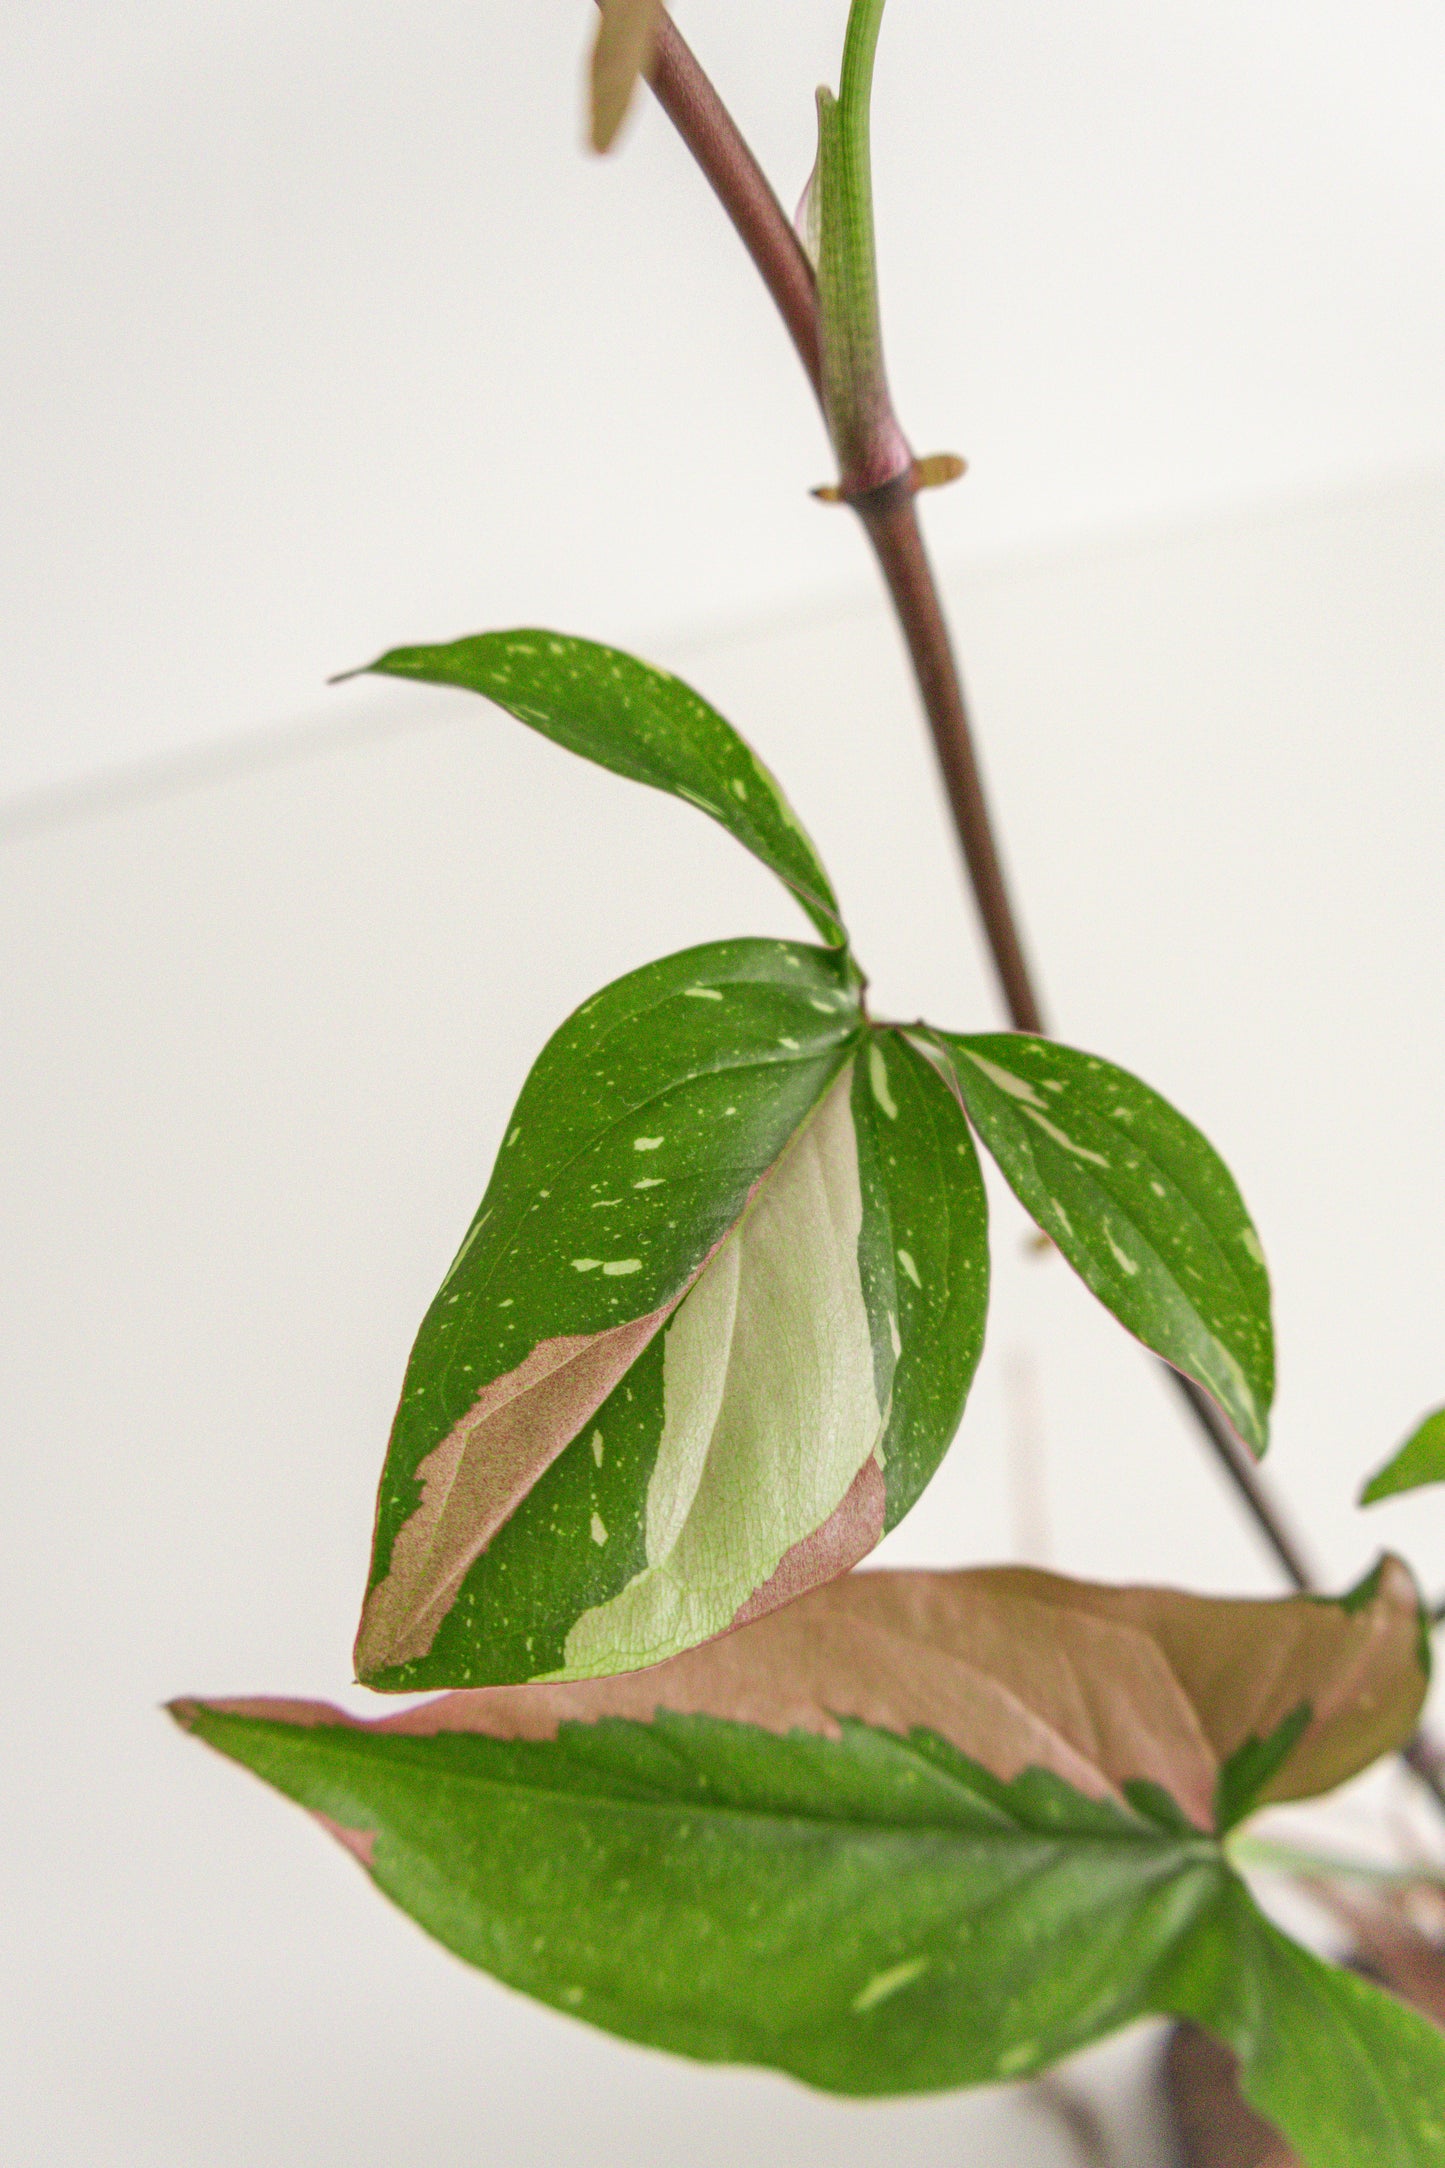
[1361,1407,1445,1504]
[356,629,848,947]
[928,1031,1274,1456]
[354,959,992,1690]
[851,1031,989,1531]
[355,937,864,1686]
[177,1568,1441,2162]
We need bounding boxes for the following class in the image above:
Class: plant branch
[639,7,1445,1831]
[648,17,821,398]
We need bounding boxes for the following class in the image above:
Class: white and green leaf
[355,955,989,1690]
[928,1031,1274,1455]
[351,628,849,947]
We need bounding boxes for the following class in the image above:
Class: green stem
[814,0,912,492]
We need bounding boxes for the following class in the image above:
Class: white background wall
[3,0,1444,808]
[4,4,1445,2163]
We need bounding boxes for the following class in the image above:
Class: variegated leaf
[927,1030,1274,1455]
[355,958,988,1690]
[178,1561,1436,2163]
[353,628,848,948]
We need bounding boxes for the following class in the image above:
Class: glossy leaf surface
[355,955,989,1690]
[179,1565,1435,2160]
[357,629,847,947]
[929,1031,1274,1454]
[1362,1407,1445,1504]
[853,1032,988,1532]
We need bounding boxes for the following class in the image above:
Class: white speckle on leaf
[1021,1104,1111,1166]
[1241,1225,1266,1265]
[1050,1199,1074,1239]
[961,1048,1046,1106]
[591,1432,605,1466]
[604,1259,642,1276]
[889,1313,902,1357]
[1107,1235,1140,1277]
[852,1957,928,2012]
[633,1176,665,1190]
[809,997,836,1013]
[1151,1180,1167,1197]
[590,1513,608,1546]
[506,1127,521,1147]
[730,777,747,800]
[897,1248,921,1287]
[869,1043,899,1120]
[634,1136,665,1152]
[779,1036,800,1051]
[572,1258,601,1273]
[684,987,723,1001]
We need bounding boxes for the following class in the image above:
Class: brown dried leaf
[590,0,664,154]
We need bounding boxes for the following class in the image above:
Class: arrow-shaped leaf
[177,1560,1434,2163]
[355,958,989,1690]
[927,1031,1274,1455]
[354,629,848,948]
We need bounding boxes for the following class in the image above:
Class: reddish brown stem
[649,18,821,399]
[640,9,1445,1823]
[856,480,1043,1032]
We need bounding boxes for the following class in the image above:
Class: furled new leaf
[178,1561,1435,2163]
[354,945,989,1690]
[353,629,847,947]
[927,1031,1274,1454]
[1362,1407,1445,1505]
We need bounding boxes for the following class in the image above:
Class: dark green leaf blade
[1155,1871,1445,2168]
[928,1031,1273,1454]
[851,1029,989,1530]
[173,1702,1445,2161]
[356,937,866,1690]
[357,630,848,946]
[180,1564,1434,2155]
[175,1697,1219,2093]
[1362,1407,1445,1504]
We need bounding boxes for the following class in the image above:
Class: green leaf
[1212,1704,1312,1836]
[176,1564,1437,2160]
[926,1031,1274,1455]
[1154,1874,1445,2168]
[1361,1407,1445,1504]
[850,1031,989,1532]
[353,629,848,948]
[354,956,989,1690]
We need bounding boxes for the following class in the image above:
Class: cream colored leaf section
[559,1062,884,1679]
[590,0,664,153]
